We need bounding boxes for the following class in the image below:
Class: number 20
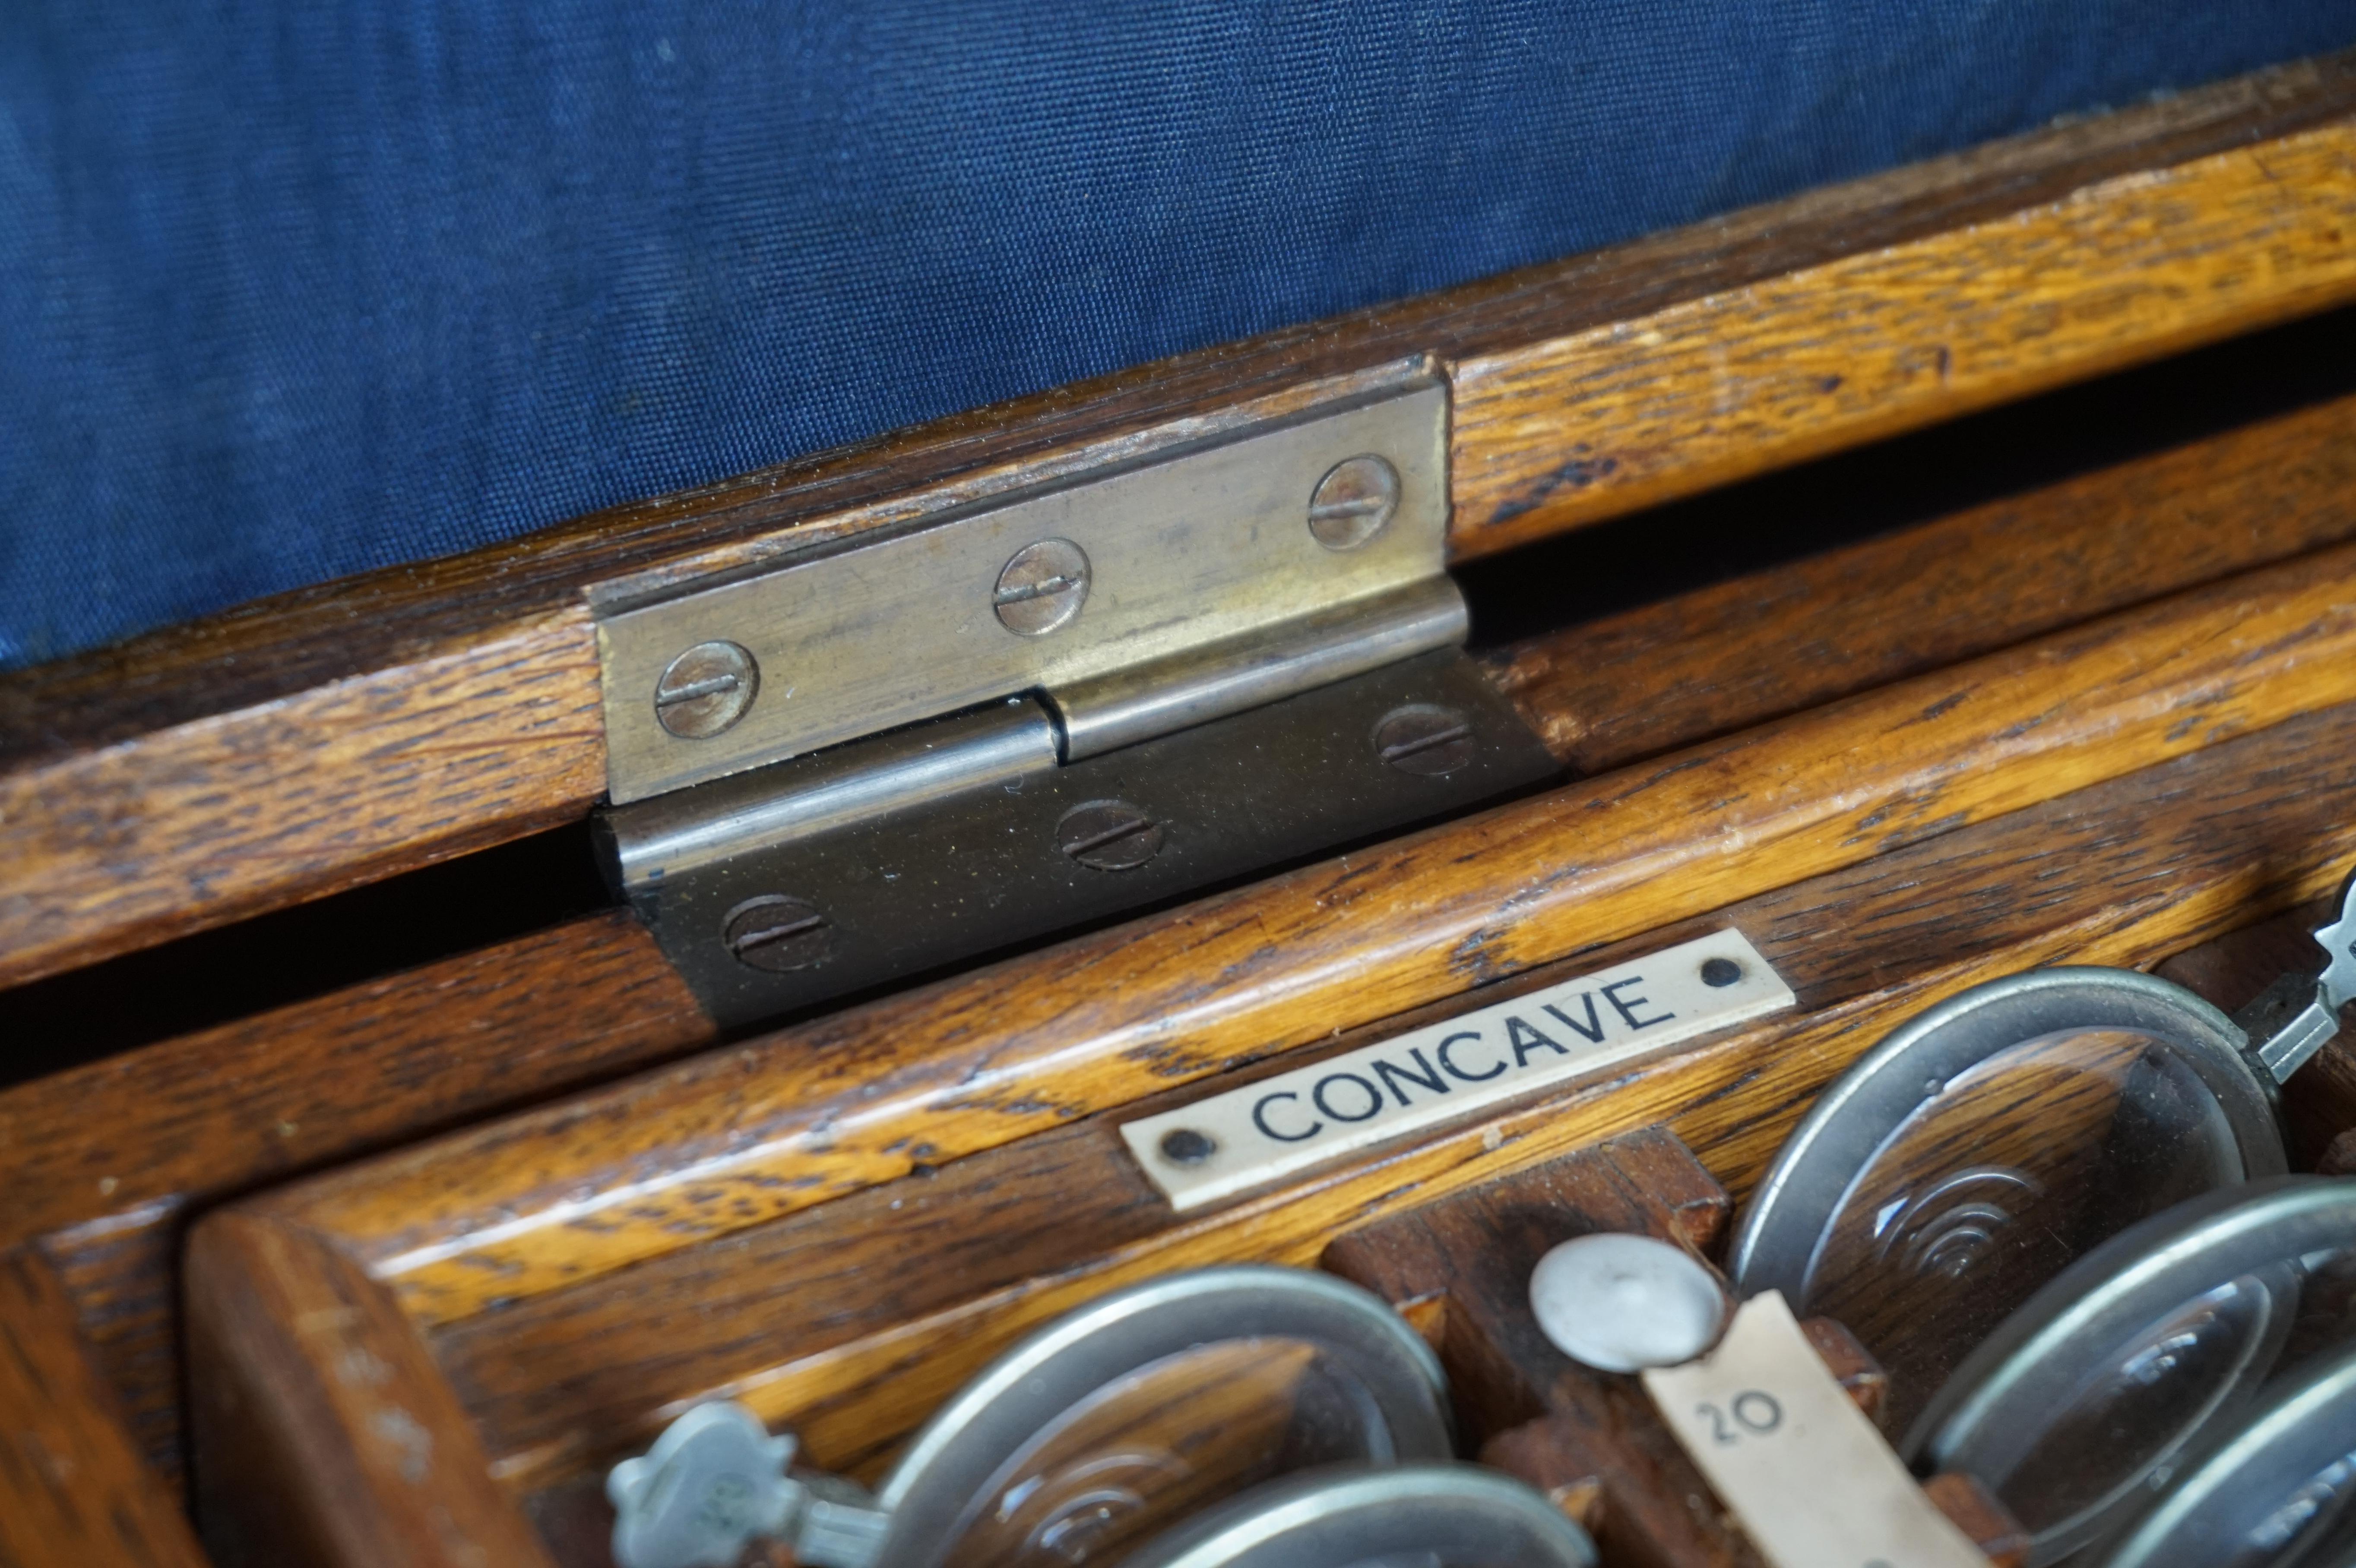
[1696,1388,1783,1444]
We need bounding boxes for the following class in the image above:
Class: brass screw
[1374,705,1476,776]
[654,641,760,739]
[994,538,1092,635]
[1308,455,1401,550]
[722,895,834,972]
[1056,799,1164,871]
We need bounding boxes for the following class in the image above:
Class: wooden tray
[180,696,2356,1563]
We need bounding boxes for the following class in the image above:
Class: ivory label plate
[1644,1293,1987,1568]
[1121,929,1792,1211]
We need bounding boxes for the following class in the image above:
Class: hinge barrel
[601,700,1059,894]
[1050,577,1467,762]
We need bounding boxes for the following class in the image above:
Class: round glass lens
[1799,1027,2241,1430]
[1997,1275,2286,1540]
[2229,1450,2356,1568]
[944,1336,1392,1566]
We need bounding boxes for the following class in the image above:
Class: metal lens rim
[1114,1463,1599,1568]
[2096,1336,2356,1568]
[870,1264,1452,1566]
[1909,1176,2356,1559]
[1725,967,2285,1304]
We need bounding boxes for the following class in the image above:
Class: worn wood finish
[1,909,705,1479]
[186,1214,557,1568]
[1450,115,2356,559]
[0,1246,207,1568]
[0,621,612,998]
[1320,1135,2023,1567]
[239,544,2356,1326]
[1480,390,2356,772]
[5,55,2354,986]
[421,696,2356,1495]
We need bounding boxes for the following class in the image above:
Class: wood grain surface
[238,543,2356,1327]
[0,1246,207,1568]
[1321,1137,2026,1568]
[193,697,2348,1565]
[1450,114,2356,558]
[2,910,705,1479]
[186,1214,557,1568]
[1482,389,2356,773]
[410,699,2356,1498]
[3,54,2353,987]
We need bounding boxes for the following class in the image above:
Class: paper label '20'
[1696,1389,1784,1444]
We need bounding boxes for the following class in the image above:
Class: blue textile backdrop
[5,3,2354,667]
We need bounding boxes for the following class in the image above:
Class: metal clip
[606,1403,889,1568]
[2234,867,2356,1083]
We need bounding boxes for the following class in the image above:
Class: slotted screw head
[1056,799,1164,871]
[1308,454,1401,550]
[1374,704,1477,776]
[994,538,1092,636]
[654,641,760,739]
[722,895,834,972]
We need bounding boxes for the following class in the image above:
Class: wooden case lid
[3,49,2355,995]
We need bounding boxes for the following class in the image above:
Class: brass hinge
[589,375,1558,1025]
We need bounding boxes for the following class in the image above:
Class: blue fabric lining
[5,4,2353,667]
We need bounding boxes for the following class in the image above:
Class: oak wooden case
[6,49,2356,1568]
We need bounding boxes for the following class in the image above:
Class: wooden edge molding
[2,51,2353,987]
[10,386,2353,1251]
[0,909,706,1485]
[0,1245,207,1568]
[222,540,2356,1327]
[185,1214,554,1568]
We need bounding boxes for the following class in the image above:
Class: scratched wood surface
[4,53,2353,987]
[20,395,2356,1492]
[0,1246,208,1568]
[401,699,2356,1505]
[213,541,2356,1331]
